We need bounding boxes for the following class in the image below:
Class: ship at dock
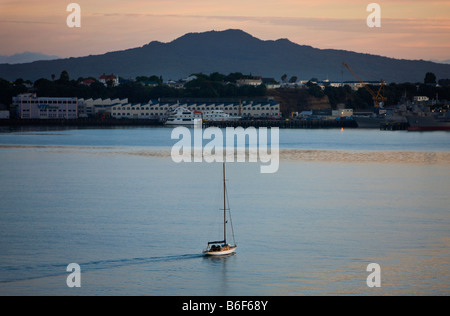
[354,106,407,129]
[406,112,450,131]
[353,114,385,129]
[164,107,240,125]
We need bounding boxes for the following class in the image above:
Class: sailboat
[203,163,237,256]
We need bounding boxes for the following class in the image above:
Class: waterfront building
[11,95,281,120]
[12,93,78,119]
[110,98,281,119]
[78,98,128,118]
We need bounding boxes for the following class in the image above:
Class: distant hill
[1,29,449,83]
[0,52,60,65]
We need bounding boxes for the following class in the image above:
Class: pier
[0,118,413,130]
[0,118,164,128]
[203,119,358,129]
[380,122,409,131]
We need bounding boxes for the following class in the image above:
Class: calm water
[0,127,449,295]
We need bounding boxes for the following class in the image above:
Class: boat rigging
[203,163,237,256]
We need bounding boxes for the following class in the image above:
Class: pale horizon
[1,0,449,62]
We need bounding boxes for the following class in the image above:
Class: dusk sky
[1,0,449,62]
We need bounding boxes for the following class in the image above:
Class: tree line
[1,71,449,110]
[0,71,267,106]
[297,72,450,109]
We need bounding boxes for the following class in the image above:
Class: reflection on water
[264,237,450,296]
[202,253,237,296]
[279,149,450,165]
[2,145,450,166]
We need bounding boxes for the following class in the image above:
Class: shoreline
[0,118,359,129]
[0,118,164,128]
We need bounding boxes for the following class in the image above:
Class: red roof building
[99,74,119,87]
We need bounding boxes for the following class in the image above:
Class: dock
[379,122,409,131]
[0,118,412,130]
[203,119,358,129]
[0,118,164,128]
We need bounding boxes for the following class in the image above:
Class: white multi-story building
[11,95,281,120]
[111,102,170,119]
[13,93,78,119]
[78,98,129,118]
[110,99,281,119]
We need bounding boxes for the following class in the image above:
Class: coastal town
[1,70,449,131]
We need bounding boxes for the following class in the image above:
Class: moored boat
[165,107,240,125]
[406,113,450,131]
[354,115,385,129]
[164,107,202,125]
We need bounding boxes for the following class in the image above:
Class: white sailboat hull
[203,246,237,256]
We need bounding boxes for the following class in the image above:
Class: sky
[0,0,449,62]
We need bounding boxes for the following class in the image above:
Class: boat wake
[0,254,203,284]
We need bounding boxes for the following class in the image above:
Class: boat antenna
[223,162,227,245]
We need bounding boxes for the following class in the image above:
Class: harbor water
[0,127,449,295]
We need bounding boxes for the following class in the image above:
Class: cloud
[87,12,450,35]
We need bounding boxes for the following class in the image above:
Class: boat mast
[223,162,226,245]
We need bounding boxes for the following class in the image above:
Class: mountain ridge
[0,29,449,83]
[0,52,60,65]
